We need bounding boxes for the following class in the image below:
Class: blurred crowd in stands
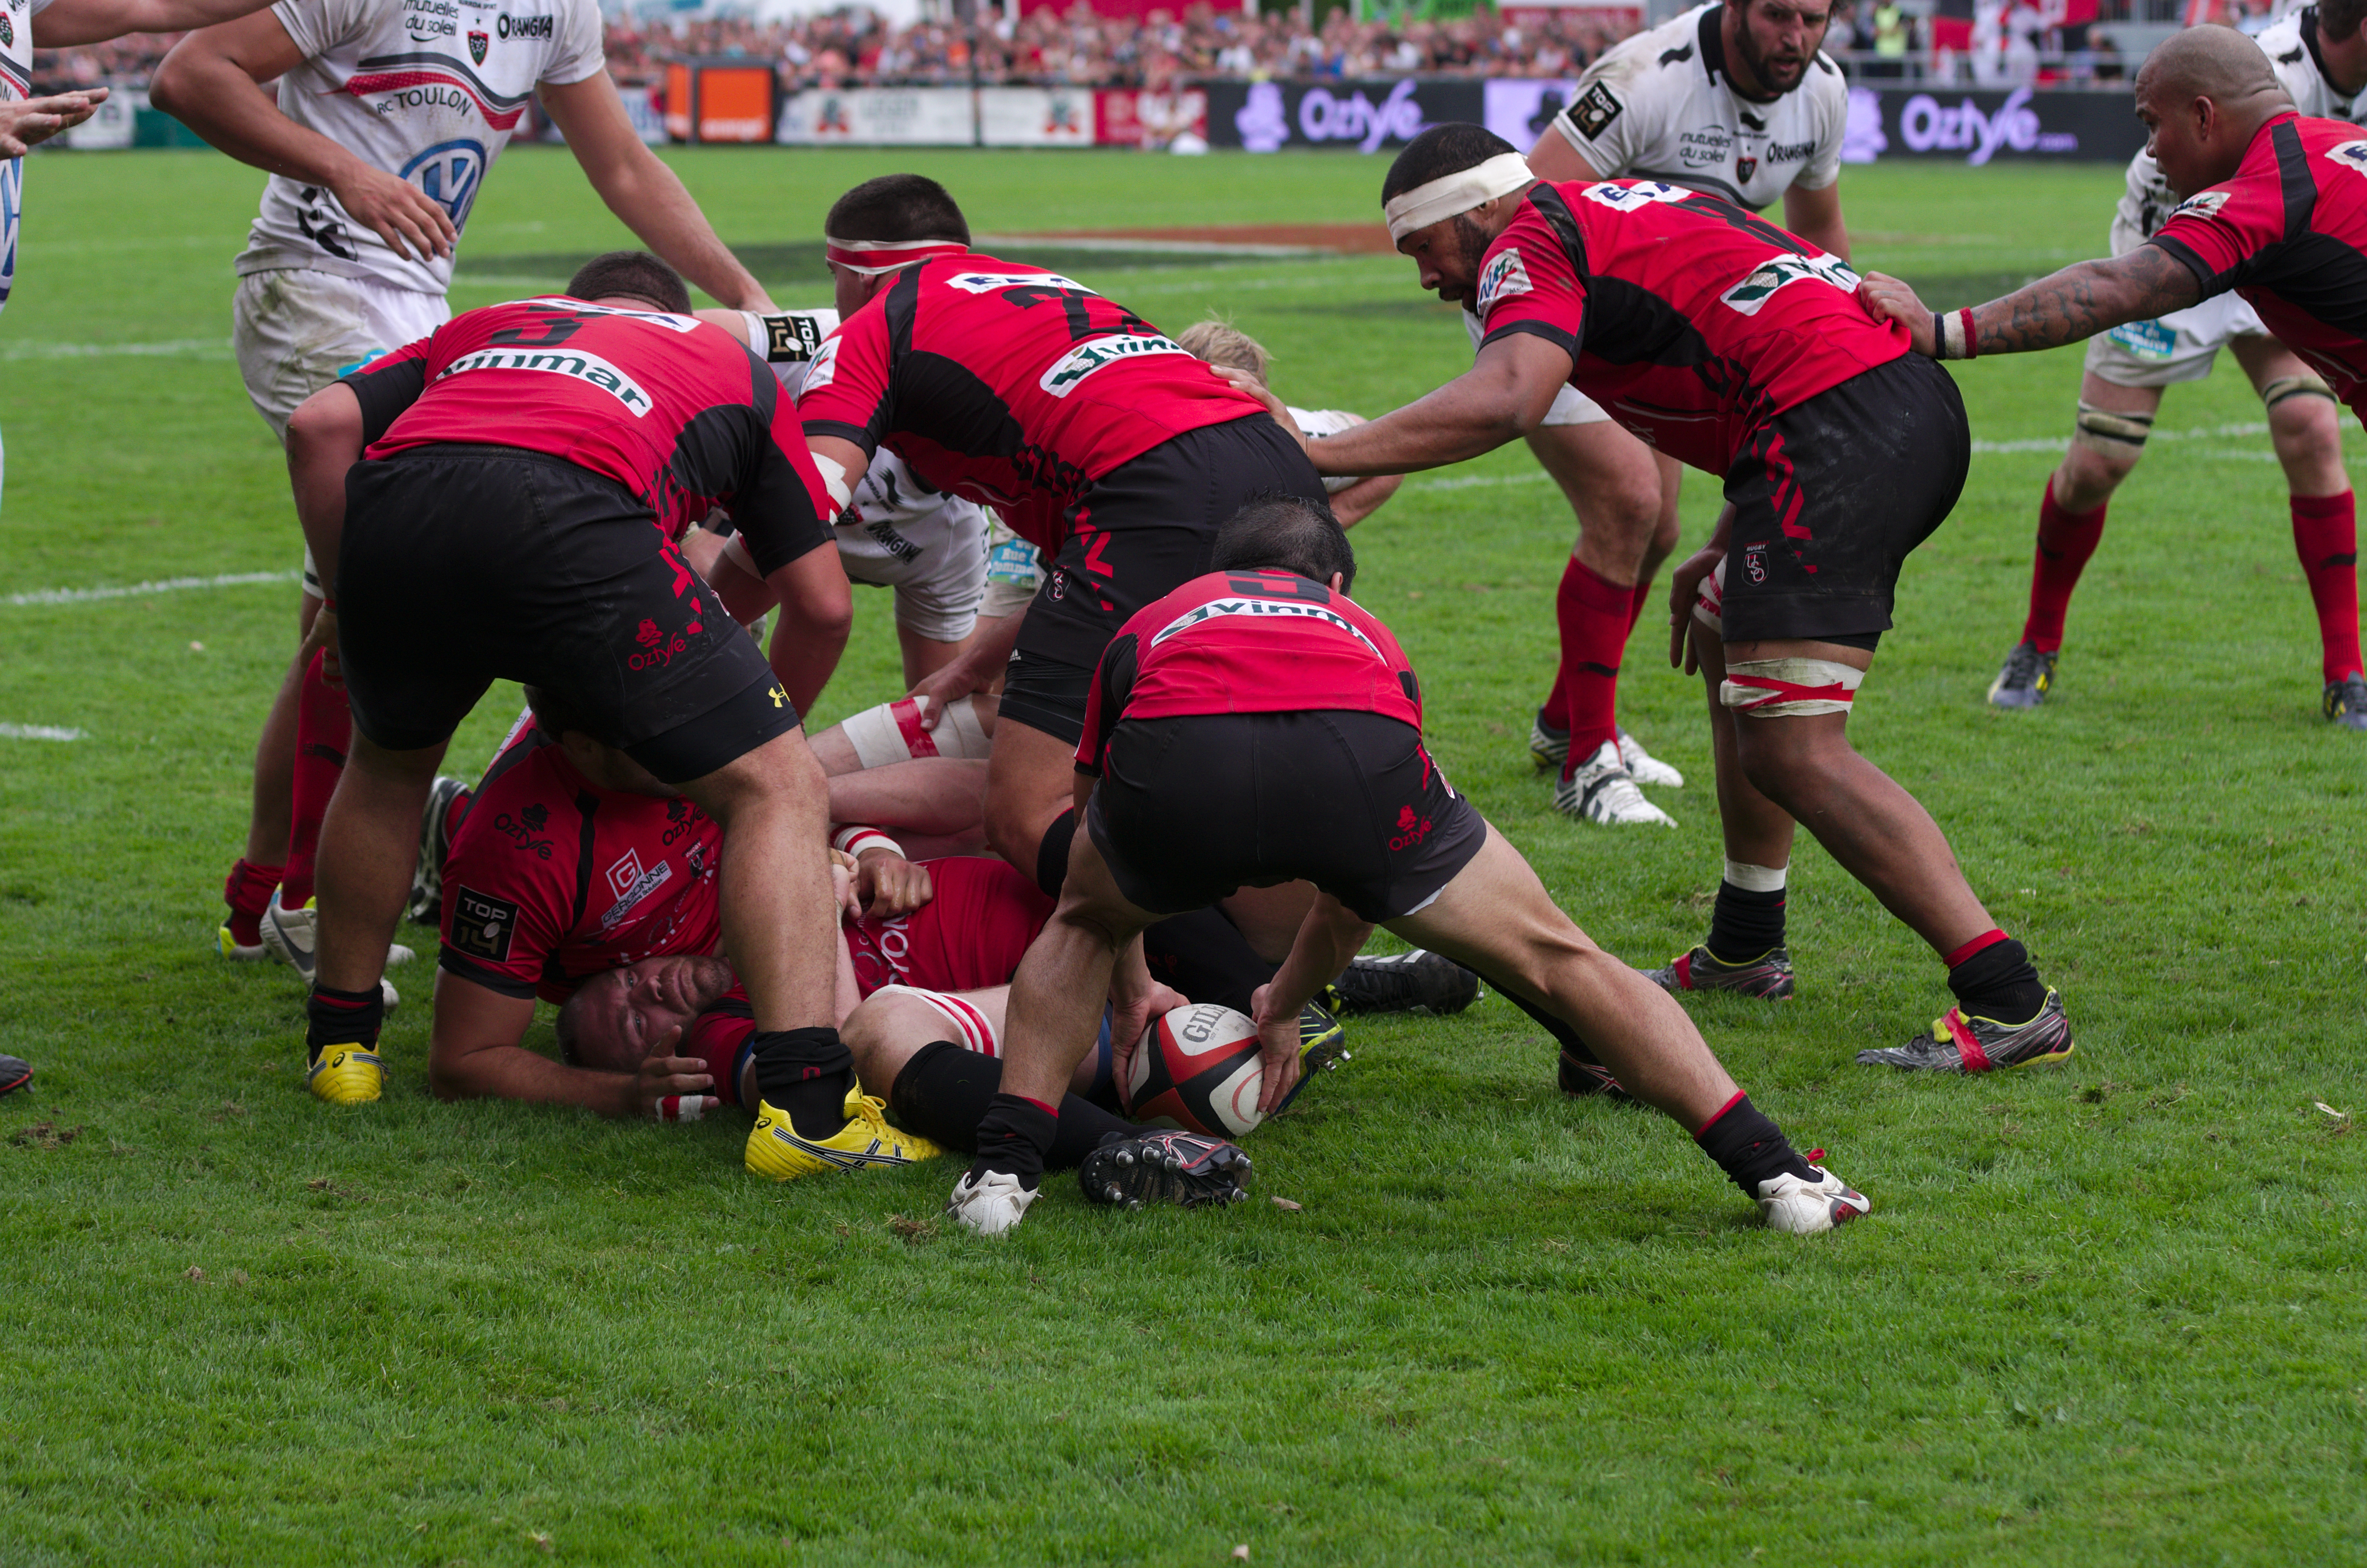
[27,0,2153,98]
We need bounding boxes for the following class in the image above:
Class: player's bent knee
[2071,399,2154,465]
[2261,372,2337,415]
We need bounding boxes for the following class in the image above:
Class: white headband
[1383,153,1536,242]
[823,235,969,275]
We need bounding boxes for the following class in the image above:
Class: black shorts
[1004,415,1326,742]
[337,445,801,784]
[1718,353,1971,648]
[1084,710,1488,924]
[997,649,1097,748]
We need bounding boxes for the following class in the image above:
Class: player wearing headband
[1263,124,2076,1076]
[1980,7,2365,728]
[1456,0,1851,828]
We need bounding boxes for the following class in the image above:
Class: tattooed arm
[1857,245,2204,356]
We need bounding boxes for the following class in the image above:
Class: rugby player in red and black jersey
[282,251,890,1179]
[1235,123,2075,1078]
[790,177,1332,962]
[949,495,1869,1237]
[1860,24,2367,730]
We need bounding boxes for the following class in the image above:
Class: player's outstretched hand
[624,1027,717,1119]
[1856,272,1939,356]
[1109,954,1188,1094]
[331,162,458,262]
[854,848,933,917]
[1245,982,1303,1118]
[0,91,103,157]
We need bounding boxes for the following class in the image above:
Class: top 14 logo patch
[1476,247,1532,314]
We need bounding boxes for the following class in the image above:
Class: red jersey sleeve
[340,334,434,447]
[2145,125,2293,296]
[437,836,577,999]
[1474,205,1586,363]
[793,307,894,458]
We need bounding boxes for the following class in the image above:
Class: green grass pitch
[3,147,2364,1564]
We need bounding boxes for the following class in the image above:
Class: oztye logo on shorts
[1719,252,1860,318]
[1476,247,1532,314]
[1039,333,1190,397]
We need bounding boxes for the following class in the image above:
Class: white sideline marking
[0,722,86,741]
[1973,420,2271,454]
[0,337,232,361]
[1414,471,1550,492]
[5,570,301,607]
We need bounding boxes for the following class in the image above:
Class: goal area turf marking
[0,721,87,741]
[5,570,301,607]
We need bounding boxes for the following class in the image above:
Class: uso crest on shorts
[1477,248,1533,314]
[1568,81,1624,140]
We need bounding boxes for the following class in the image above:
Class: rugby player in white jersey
[151,0,778,966]
[1982,4,2366,729]
[1483,0,1850,831]
[2,0,289,497]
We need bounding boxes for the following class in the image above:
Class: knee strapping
[1720,657,1864,717]
[2072,400,2155,456]
[2261,372,2337,410]
[841,695,993,769]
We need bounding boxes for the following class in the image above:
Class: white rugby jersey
[235,0,604,296]
[0,0,58,319]
[1549,0,1847,212]
[2109,9,2367,255]
[1290,405,1366,495]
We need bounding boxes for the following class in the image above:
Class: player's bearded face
[1731,0,1825,95]
[576,953,737,1069]
[1430,214,1497,303]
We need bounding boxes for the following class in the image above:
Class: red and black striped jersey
[1474,178,1908,473]
[342,295,836,573]
[2149,112,2367,425]
[436,724,723,1005]
[1078,569,1424,775]
[792,253,1270,554]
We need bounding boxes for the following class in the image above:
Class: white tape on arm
[812,451,853,512]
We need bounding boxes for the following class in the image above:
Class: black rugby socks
[1705,880,1787,964]
[1693,1092,1819,1196]
[971,1091,1057,1190]
[890,1041,1139,1168]
[751,1025,856,1139]
[1944,930,2047,1026]
[304,983,383,1061]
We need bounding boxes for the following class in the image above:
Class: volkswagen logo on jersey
[402,139,488,230]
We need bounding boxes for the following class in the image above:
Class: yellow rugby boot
[745,1093,941,1180]
[306,1044,385,1105]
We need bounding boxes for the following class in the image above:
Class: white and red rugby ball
[1124,1003,1268,1138]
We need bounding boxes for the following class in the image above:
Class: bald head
[2135,25,2296,198]
[2137,25,2286,111]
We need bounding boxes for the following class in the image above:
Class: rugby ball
[1125,1003,1268,1138]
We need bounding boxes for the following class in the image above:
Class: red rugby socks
[1553,557,1632,775]
[2290,490,2363,682]
[2020,477,2107,655]
[280,648,352,912]
[221,857,284,948]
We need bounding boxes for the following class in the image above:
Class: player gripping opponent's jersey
[1983,6,2367,725]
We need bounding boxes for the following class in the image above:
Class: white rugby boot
[260,894,414,982]
[948,1169,1038,1237]
[1554,741,1677,827]
[1617,727,1685,788]
[1756,1163,1871,1235]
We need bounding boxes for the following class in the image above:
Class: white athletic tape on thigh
[1384,154,1534,242]
[719,529,757,578]
[1720,657,1864,716]
[1723,859,1789,893]
[883,984,999,1058]
[845,696,941,768]
[936,696,992,759]
[1692,556,1726,635]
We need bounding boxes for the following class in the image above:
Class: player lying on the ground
[283,253,870,1158]
[1499,0,1856,825]
[1172,319,1405,528]
[1857,24,2367,729]
[1233,124,2074,1075]
[950,496,1869,1237]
